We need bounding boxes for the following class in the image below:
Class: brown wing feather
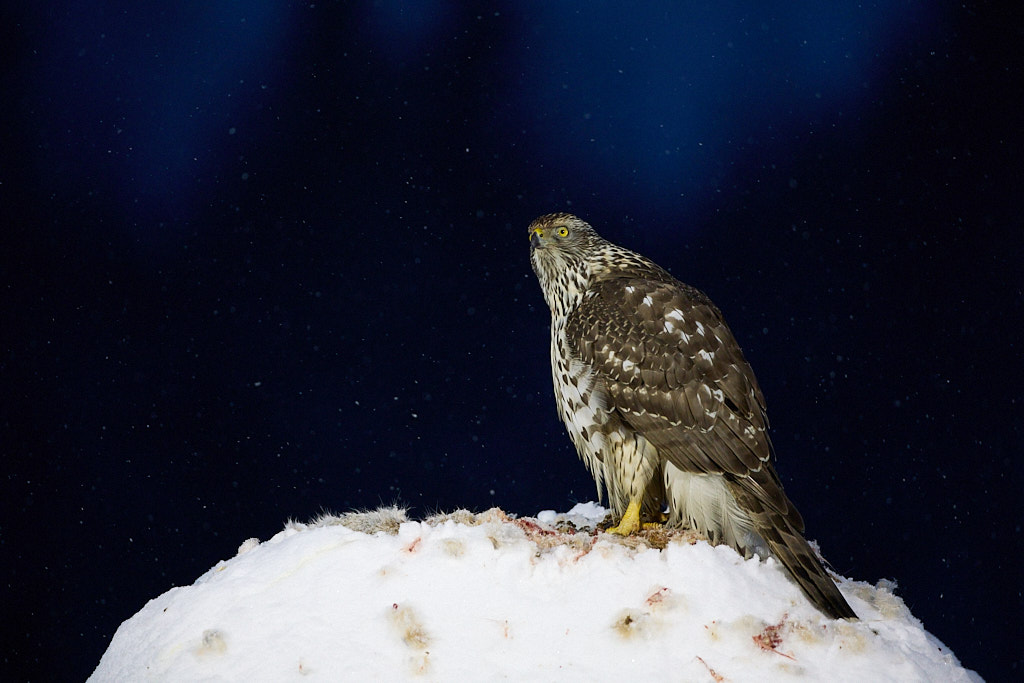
[567,278,772,477]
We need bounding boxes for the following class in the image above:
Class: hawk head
[528,213,599,254]
[528,213,604,315]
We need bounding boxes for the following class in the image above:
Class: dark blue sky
[3,2,1021,680]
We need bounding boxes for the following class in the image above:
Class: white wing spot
[695,321,706,336]
[642,295,654,307]
[621,359,636,373]
[663,320,676,333]
[666,309,685,322]
[697,349,714,362]
[625,286,636,294]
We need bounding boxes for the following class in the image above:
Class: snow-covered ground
[90,503,980,681]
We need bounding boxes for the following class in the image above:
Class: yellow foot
[607,499,642,535]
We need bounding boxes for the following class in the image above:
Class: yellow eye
[557,226,569,237]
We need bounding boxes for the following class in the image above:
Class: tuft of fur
[308,506,410,535]
[423,509,479,526]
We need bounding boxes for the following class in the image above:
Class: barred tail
[727,476,857,620]
[757,511,858,620]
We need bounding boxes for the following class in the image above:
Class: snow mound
[90,504,980,682]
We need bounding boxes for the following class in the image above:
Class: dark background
[3,2,1021,680]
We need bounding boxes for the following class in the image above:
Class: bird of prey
[528,212,856,620]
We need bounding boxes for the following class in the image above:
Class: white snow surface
[91,503,980,682]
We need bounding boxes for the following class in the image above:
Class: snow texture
[90,503,980,682]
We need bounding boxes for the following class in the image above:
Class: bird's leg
[607,498,642,535]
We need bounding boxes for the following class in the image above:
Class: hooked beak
[530,229,545,249]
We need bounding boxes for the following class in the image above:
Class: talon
[607,499,642,535]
